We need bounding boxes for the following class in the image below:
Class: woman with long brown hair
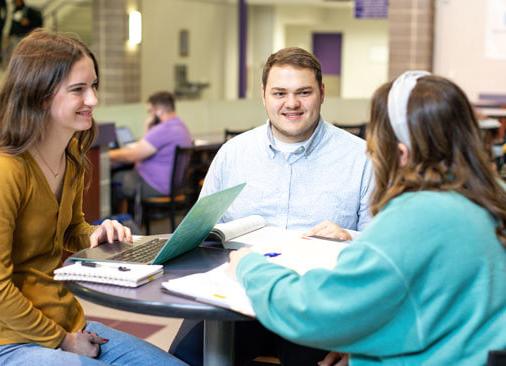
[229,71,506,365]
[0,30,186,365]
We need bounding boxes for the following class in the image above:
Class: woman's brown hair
[367,75,506,245]
[0,29,99,179]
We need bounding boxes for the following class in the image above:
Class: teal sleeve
[236,246,421,354]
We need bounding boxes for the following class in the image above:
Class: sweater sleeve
[236,243,422,355]
[63,174,95,252]
[0,158,67,347]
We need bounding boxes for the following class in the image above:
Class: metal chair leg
[144,206,151,235]
[169,207,176,232]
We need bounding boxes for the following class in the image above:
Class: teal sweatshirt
[237,192,506,366]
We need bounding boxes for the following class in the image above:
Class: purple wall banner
[355,0,388,19]
[312,33,342,76]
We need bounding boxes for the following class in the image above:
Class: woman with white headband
[228,71,506,366]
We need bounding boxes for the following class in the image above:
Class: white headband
[387,70,430,149]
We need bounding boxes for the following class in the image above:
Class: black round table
[66,246,251,366]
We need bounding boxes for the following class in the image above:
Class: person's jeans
[0,321,188,366]
[111,169,162,215]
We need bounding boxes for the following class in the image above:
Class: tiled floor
[80,297,183,351]
[80,216,184,351]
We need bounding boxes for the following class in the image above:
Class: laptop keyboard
[110,238,167,264]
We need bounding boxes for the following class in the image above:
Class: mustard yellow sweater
[0,152,94,348]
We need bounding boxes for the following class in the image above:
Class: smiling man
[170,48,375,366]
[263,63,323,143]
[201,47,373,235]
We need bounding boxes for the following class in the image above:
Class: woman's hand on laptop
[89,219,133,248]
[305,220,352,242]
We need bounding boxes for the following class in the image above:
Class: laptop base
[72,241,134,262]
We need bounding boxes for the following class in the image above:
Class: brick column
[388,0,434,79]
[92,0,141,105]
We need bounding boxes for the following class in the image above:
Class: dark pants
[111,169,162,215]
[169,320,328,366]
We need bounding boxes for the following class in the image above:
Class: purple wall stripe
[238,0,247,98]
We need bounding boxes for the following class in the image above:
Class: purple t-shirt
[136,117,192,194]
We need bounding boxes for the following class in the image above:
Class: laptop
[95,122,117,149]
[71,183,246,265]
[115,126,136,147]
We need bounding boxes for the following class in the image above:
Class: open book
[162,236,349,317]
[163,263,256,316]
[209,215,310,250]
[208,215,265,245]
[54,261,164,288]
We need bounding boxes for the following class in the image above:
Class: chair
[224,128,250,141]
[333,122,368,139]
[488,350,506,366]
[137,146,196,235]
[189,143,222,188]
[252,356,281,365]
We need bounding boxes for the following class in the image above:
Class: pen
[305,235,346,242]
[81,261,131,272]
[264,252,281,258]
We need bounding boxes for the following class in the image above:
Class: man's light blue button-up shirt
[200,120,374,232]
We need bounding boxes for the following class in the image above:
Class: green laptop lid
[151,183,246,264]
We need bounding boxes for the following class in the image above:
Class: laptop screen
[116,126,136,147]
[152,183,246,264]
[94,122,117,148]
[69,183,246,265]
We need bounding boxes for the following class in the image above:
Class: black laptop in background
[115,126,136,147]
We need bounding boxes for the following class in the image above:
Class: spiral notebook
[54,261,164,288]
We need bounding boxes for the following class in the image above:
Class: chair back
[171,146,195,201]
[488,350,506,366]
[333,122,368,139]
[171,143,224,204]
[224,128,249,141]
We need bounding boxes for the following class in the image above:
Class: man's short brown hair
[147,91,175,111]
[262,47,322,88]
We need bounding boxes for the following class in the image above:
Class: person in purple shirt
[109,91,192,213]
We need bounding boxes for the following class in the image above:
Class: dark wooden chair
[224,128,250,141]
[137,146,196,235]
[333,122,368,139]
[252,356,281,365]
[189,143,222,188]
[488,350,506,366]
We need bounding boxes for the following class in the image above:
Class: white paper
[163,237,349,316]
[163,264,256,317]
[224,226,303,249]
